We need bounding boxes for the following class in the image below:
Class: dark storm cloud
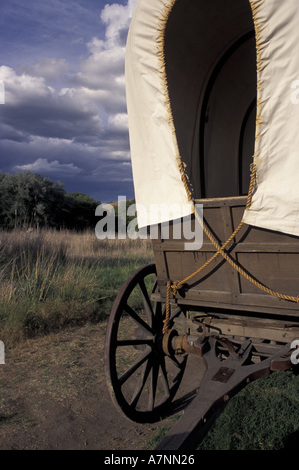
[0,0,138,201]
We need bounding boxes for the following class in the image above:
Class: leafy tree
[0,171,100,230]
[63,192,101,230]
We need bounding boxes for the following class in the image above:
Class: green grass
[148,371,299,451]
[1,228,298,450]
[196,370,299,450]
[0,228,154,346]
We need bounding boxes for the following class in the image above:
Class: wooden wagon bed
[105,0,299,448]
[153,196,299,322]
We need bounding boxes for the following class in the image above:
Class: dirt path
[0,323,204,450]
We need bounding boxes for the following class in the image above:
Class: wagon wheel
[105,263,187,423]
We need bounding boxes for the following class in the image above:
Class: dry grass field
[0,228,298,450]
[0,228,154,347]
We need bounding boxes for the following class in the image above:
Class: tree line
[0,171,101,230]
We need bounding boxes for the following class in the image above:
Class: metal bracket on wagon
[156,338,295,451]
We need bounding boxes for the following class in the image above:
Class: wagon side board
[152,196,299,320]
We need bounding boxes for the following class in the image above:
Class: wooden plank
[153,240,299,253]
[152,196,299,318]
[221,204,241,296]
[194,196,247,207]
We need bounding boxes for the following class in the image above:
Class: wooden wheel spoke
[154,301,164,323]
[124,303,154,336]
[167,354,184,370]
[148,359,160,411]
[119,347,152,386]
[138,279,155,326]
[130,356,153,408]
[159,357,171,399]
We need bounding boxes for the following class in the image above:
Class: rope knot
[171,281,182,296]
[163,280,183,334]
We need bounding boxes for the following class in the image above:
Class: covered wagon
[105,0,299,449]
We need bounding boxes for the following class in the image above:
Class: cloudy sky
[0,0,138,203]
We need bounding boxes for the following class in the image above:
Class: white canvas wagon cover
[125,0,299,236]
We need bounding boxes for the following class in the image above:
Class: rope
[156,2,299,335]
[163,164,299,334]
